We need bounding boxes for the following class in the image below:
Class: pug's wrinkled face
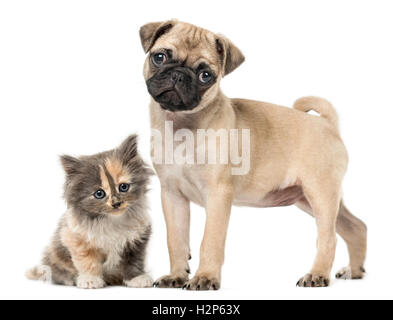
[140,21,245,113]
[146,49,218,112]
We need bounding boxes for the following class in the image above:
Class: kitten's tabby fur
[26,135,154,289]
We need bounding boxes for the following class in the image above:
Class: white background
[0,0,392,300]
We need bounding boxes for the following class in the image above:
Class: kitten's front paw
[77,275,106,289]
[124,274,154,288]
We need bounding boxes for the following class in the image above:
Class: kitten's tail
[25,265,52,282]
[293,96,339,130]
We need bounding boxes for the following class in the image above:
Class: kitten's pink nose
[112,201,122,209]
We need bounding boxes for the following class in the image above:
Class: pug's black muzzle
[146,64,201,112]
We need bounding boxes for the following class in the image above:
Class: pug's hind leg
[335,202,367,280]
[296,198,367,281]
[296,184,341,288]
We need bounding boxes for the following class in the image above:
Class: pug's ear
[139,20,176,53]
[216,35,245,76]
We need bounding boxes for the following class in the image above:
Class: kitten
[26,135,154,289]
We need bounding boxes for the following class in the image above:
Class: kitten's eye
[152,53,167,67]
[199,71,212,84]
[119,183,130,193]
[94,189,106,199]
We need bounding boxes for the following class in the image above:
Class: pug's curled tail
[26,265,52,282]
[294,96,339,130]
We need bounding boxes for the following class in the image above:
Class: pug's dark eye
[119,183,130,193]
[199,71,212,84]
[94,189,106,200]
[152,53,167,67]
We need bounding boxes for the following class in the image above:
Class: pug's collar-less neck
[150,89,234,131]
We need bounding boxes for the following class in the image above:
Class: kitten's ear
[60,155,82,176]
[117,135,138,165]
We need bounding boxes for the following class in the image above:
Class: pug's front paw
[296,273,330,288]
[335,266,366,280]
[153,273,189,288]
[183,274,221,291]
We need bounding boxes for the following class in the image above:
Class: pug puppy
[140,20,367,290]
